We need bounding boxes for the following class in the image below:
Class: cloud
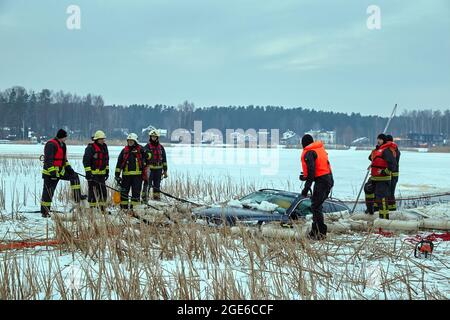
[252,25,370,72]
[250,1,449,73]
[252,36,316,57]
[135,37,226,69]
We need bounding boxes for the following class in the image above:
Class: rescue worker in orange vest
[40,129,85,218]
[299,134,334,240]
[83,130,109,213]
[115,133,148,211]
[386,135,400,211]
[142,129,168,202]
[364,134,396,219]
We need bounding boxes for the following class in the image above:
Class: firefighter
[299,134,334,240]
[364,134,396,219]
[40,129,85,218]
[142,129,168,202]
[386,134,400,211]
[83,130,109,213]
[115,133,147,211]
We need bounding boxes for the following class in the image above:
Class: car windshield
[239,190,297,214]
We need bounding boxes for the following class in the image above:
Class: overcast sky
[0,0,449,115]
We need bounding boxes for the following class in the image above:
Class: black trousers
[120,175,142,210]
[40,172,82,214]
[388,175,398,211]
[364,179,391,219]
[88,175,107,210]
[310,175,333,237]
[142,169,163,201]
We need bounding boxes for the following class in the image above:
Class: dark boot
[153,192,161,201]
[308,223,327,240]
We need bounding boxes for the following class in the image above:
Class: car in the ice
[192,188,350,226]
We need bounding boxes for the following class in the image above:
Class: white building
[304,130,336,145]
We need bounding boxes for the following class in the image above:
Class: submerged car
[192,188,350,226]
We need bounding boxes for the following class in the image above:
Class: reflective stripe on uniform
[379,198,389,219]
[71,184,81,190]
[42,166,65,177]
[41,201,52,206]
[370,175,391,182]
[365,193,375,199]
[122,170,142,175]
[379,211,389,219]
[392,172,399,177]
[92,169,108,175]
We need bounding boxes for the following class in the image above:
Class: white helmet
[127,133,139,143]
[149,129,160,137]
[93,130,106,140]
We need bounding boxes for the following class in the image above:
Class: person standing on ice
[115,133,147,212]
[386,135,400,211]
[364,134,396,219]
[40,129,85,218]
[83,130,109,214]
[299,134,334,240]
[142,129,168,202]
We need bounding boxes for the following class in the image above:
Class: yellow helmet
[93,130,106,140]
[149,129,160,137]
[127,133,139,143]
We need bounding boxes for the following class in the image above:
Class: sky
[0,0,449,115]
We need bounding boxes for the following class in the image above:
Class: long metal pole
[350,104,397,213]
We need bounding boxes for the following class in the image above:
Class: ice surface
[1,144,450,213]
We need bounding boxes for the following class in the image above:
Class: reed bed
[0,156,448,300]
[0,207,448,300]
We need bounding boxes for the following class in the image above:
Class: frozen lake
[1,144,450,207]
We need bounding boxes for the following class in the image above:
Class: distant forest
[1,86,449,145]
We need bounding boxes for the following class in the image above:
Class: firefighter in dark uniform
[386,135,400,211]
[299,134,334,240]
[40,129,84,218]
[83,130,109,213]
[142,129,168,202]
[115,133,147,211]
[364,134,396,219]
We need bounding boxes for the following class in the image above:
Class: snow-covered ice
[1,144,449,300]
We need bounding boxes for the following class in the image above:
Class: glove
[382,169,391,176]
[299,174,306,181]
[50,170,58,181]
[301,188,309,197]
[104,175,109,182]
[86,172,93,180]
[115,176,122,185]
[65,166,75,175]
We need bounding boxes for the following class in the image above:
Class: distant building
[305,130,336,145]
[281,130,299,146]
[397,133,446,147]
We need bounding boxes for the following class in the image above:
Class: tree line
[0,86,449,145]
